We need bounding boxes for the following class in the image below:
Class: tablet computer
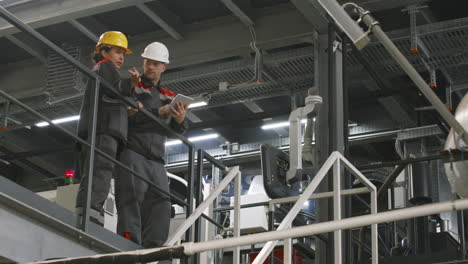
[167,94,195,111]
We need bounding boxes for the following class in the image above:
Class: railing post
[284,223,292,264]
[371,188,378,264]
[233,169,241,264]
[80,78,100,232]
[194,149,204,264]
[333,159,342,264]
[185,146,196,264]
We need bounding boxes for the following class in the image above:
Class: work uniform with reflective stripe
[115,75,187,247]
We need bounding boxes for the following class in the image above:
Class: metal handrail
[251,151,378,264]
[165,165,242,264]
[0,5,196,235]
[191,149,227,263]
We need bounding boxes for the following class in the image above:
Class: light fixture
[35,115,80,127]
[187,96,208,109]
[188,101,208,109]
[165,140,183,146]
[261,119,308,130]
[165,133,219,146]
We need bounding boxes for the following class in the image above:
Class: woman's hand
[128,67,141,87]
[128,101,144,116]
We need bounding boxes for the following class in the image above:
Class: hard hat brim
[141,54,169,64]
[96,44,132,55]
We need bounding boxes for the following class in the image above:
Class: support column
[316,23,345,264]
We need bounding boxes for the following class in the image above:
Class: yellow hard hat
[96,31,132,54]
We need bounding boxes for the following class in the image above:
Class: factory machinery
[1,1,468,264]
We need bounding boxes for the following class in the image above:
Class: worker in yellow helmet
[75,31,140,226]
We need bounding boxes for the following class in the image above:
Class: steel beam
[5,34,46,63]
[0,0,153,37]
[68,19,98,43]
[126,5,313,68]
[316,31,331,264]
[135,2,183,40]
[220,0,254,26]
[290,0,329,34]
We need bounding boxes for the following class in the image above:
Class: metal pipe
[185,199,468,256]
[268,204,275,264]
[370,187,378,264]
[333,159,343,264]
[213,187,370,213]
[343,34,353,263]
[273,187,371,206]
[284,223,292,264]
[458,209,466,259]
[391,187,398,246]
[233,165,241,264]
[213,201,269,213]
[360,11,468,145]
[200,214,224,230]
[353,234,372,256]
[377,164,407,198]
[195,149,204,246]
[358,154,442,170]
[26,199,468,264]
[186,147,196,264]
[80,78,100,232]
[201,150,226,171]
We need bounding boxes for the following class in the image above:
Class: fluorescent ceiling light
[165,140,183,146]
[189,133,219,142]
[166,133,219,146]
[188,101,208,109]
[262,119,307,130]
[36,115,80,127]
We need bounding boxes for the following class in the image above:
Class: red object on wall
[250,248,303,264]
[64,170,75,178]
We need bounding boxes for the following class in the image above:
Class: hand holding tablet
[167,94,194,112]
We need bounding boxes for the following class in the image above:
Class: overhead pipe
[357,8,468,145]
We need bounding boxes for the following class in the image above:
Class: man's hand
[128,67,141,87]
[158,102,188,123]
[170,101,189,124]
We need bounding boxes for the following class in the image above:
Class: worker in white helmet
[115,42,188,247]
[75,31,137,226]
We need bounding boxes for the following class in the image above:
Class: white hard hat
[141,42,170,64]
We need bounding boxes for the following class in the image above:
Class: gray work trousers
[76,134,119,211]
[115,148,171,247]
